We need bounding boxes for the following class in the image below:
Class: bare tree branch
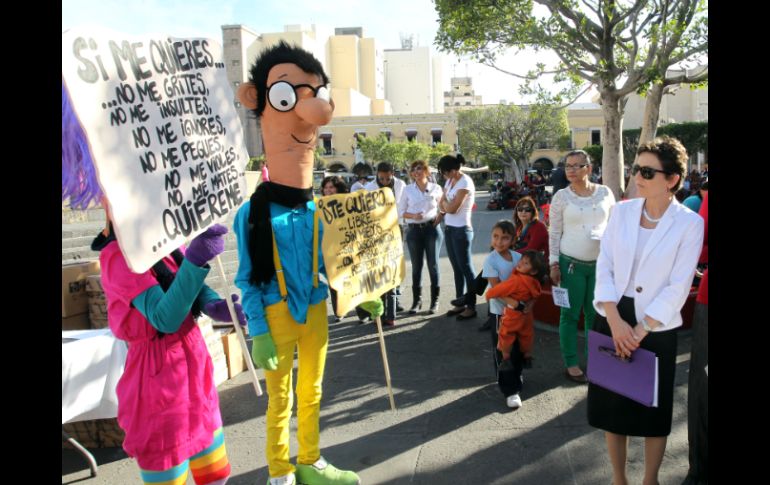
[480,59,566,80]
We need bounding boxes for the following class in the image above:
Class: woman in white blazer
[588,137,704,485]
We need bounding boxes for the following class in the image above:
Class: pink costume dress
[100,241,222,471]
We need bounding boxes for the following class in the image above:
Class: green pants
[558,254,596,368]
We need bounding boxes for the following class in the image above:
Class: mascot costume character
[233,41,383,485]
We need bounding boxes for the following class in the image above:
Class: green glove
[360,299,384,319]
[251,333,278,370]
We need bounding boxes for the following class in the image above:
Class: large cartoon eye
[268,81,296,112]
[315,86,330,102]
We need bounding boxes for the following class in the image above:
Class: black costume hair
[248,41,330,118]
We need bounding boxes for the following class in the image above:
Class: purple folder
[587,330,659,407]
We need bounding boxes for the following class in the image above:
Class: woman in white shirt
[438,154,478,320]
[588,136,703,485]
[548,150,616,383]
[400,160,445,314]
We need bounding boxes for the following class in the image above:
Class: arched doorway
[328,163,347,173]
[532,158,554,174]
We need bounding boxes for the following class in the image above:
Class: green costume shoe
[295,457,361,485]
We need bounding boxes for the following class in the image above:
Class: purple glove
[186,224,228,266]
[203,294,247,326]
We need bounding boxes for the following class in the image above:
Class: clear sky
[62,0,595,106]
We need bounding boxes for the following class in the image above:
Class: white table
[62,328,128,476]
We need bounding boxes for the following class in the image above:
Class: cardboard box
[62,313,90,330]
[62,261,100,317]
[220,329,246,379]
[85,274,104,293]
[90,317,109,329]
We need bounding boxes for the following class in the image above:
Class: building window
[323,138,332,155]
[465,101,471,105]
[431,129,443,145]
[464,92,471,96]
[455,102,460,106]
[591,129,601,145]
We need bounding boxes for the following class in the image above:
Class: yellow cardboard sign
[318,188,405,316]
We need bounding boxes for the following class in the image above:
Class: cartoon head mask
[238,41,334,189]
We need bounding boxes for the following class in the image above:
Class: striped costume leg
[139,461,189,485]
[189,428,231,485]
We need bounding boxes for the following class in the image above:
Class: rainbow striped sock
[140,460,189,485]
[190,428,231,485]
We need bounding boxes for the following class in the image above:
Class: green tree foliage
[623,121,707,164]
[458,104,569,182]
[357,135,444,170]
[435,0,708,199]
[582,144,603,169]
[246,155,265,171]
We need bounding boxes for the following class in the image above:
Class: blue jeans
[405,223,443,288]
[444,225,476,309]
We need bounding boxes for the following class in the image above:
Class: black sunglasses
[632,164,669,180]
[516,207,534,213]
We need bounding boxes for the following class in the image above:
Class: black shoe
[498,359,514,372]
[477,320,492,331]
[446,306,465,316]
[429,300,439,314]
[450,296,466,307]
[456,309,478,321]
[408,300,422,315]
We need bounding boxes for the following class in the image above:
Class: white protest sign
[552,286,571,308]
[62,27,248,272]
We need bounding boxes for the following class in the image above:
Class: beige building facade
[529,103,604,171]
[444,77,483,112]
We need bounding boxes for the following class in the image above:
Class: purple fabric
[62,82,103,210]
[204,294,247,326]
[186,224,228,266]
[587,330,658,407]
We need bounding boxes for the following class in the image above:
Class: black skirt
[587,296,678,437]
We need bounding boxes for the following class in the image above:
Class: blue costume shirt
[234,199,328,336]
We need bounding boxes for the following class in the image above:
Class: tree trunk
[600,93,625,201]
[503,162,515,183]
[624,83,665,199]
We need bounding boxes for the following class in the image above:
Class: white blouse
[548,184,616,265]
[443,173,475,228]
[400,181,443,223]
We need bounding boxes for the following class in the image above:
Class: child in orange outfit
[485,250,548,369]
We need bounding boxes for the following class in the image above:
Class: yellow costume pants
[264,300,328,477]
